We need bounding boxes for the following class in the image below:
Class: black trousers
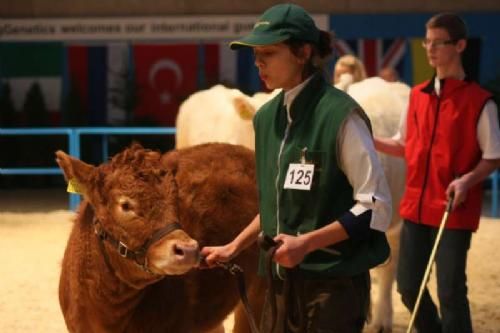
[260,271,370,333]
[397,220,473,333]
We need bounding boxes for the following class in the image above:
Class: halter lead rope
[94,217,182,274]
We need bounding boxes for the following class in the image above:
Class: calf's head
[56,144,200,276]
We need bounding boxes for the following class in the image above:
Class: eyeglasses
[421,39,457,49]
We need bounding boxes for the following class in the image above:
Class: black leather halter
[93,217,182,275]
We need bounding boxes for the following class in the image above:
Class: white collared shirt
[283,77,392,232]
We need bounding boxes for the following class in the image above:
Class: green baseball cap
[230,3,320,50]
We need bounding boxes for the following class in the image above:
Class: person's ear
[456,39,466,53]
[298,44,312,64]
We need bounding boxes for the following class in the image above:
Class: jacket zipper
[417,94,441,222]
[274,107,292,280]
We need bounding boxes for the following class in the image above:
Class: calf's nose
[173,240,200,264]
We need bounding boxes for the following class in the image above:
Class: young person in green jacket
[202,4,392,332]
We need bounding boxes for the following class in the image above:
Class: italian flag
[0,42,63,112]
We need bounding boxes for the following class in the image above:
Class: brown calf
[57,143,264,333]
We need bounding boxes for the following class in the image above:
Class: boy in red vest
[375,13,500,332]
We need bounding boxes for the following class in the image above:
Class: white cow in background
[175,84,279,150]
[347,77,409,333]
[176,77,410,333]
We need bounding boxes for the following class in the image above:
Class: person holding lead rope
[201,3,393,333]
[374,12,500,333]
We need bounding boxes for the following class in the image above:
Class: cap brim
[229,33,289,50]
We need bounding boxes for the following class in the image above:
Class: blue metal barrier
[1,127,176,211]
[3,127,498,216]
[0,128,73,175]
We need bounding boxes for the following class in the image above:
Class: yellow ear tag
[67,178,85,194]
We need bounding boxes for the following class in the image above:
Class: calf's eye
[117,197,137,215]
[121,202,131,212]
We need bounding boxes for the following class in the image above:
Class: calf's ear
[55,150,95,194]
[233,96,256,121]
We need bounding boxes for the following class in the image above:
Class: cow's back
[347,77,408,333]
[176,85,253,149]
[159,143,263,332]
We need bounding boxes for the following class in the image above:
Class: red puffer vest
[400,77,492,231]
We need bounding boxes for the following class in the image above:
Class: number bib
[284,163,315,190]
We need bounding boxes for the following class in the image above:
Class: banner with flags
[0,36,483,127]
[334,38,407,78]
[0,42,63,114]
[106,43,131,125]
[334,37,482,86]
[132,43,219,126]
[65,44,108,125]
[66,44,89,116]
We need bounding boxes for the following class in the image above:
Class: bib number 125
[284,163,314,190]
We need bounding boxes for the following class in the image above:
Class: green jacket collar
[280,73,328,124]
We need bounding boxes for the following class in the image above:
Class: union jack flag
[334,38,407,77]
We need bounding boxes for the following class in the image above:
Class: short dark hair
[285,30,333,78]
[426,13,468,41]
